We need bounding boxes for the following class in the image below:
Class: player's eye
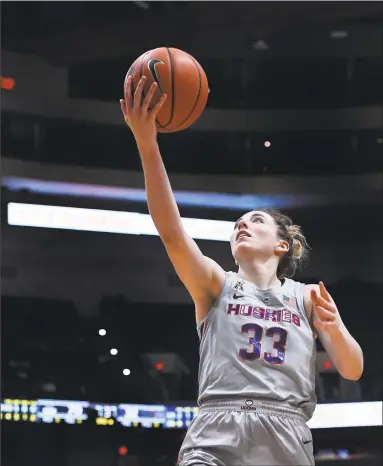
[252,216,263,223]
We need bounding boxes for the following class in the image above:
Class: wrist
[136,138,158,155]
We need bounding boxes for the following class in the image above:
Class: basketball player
[120,77,364,466]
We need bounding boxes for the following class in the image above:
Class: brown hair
[258,208,310,279]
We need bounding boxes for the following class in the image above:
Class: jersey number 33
[239,323,288,365]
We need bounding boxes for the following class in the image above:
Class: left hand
[311,282,341,334]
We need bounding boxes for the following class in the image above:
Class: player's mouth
[236,230,251,241]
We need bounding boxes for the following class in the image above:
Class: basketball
[124,47,209,133]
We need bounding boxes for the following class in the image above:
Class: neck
[237,258,281,290]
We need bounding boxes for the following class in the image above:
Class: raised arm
[120,76,225,322]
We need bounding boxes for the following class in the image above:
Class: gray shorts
[178,398,314,466]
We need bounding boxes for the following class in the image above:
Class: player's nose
[237,219,249,230]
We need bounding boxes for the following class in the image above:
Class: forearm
[137,140,183,242]
[324,323,363,381]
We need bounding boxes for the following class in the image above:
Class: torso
[196,272,317,419]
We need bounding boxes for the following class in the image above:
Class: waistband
[199,398,308,421]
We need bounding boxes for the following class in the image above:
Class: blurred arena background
[1,1,382,465]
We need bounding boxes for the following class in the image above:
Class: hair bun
[257,208,309,279]
[287,224,306,260]
[292,238,303,260]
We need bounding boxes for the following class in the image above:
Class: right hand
[120,75,167,146]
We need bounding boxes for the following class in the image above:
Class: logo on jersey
[283,295,298,310]
[241,399,257,411]
[262,296,271,305]
[226,304,301,327]
[233,280,244,293]
[233,280,245,299]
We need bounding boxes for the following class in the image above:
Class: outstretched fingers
[311,288,336,313]
[123,75,133,110]
[319,281,333,303]
[314,305,336,322]
[142,82,158,112]
[134,76,146,111]
[121,75,166,127]
[151,93,167,116]
[120,99,127,118]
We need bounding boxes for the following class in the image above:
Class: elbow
[342,370,363,381]
[339,359,364,381]
[339,341,364,381]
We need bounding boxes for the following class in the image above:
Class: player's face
[230,211,287,262]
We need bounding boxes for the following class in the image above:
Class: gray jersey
[197,272,317,419]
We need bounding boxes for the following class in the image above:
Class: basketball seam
[156,47,175,129]
[170,53,203,131]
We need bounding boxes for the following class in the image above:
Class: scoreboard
[1,398,381,429]
[0,398,199,429]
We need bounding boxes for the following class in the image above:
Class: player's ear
[275,239,289,256]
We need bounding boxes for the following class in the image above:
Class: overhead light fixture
[7,203,234,242]
[3,178,304,210]
[252,40,269,51]
[330,30,348,39]
[134,1,149,9]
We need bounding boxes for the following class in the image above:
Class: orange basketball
[124,47,208,132]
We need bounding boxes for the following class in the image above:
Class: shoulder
[303,284,320,308]
[283,278,316,303]
[283,279,318,331]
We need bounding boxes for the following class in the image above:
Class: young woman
[120,77,363,466]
